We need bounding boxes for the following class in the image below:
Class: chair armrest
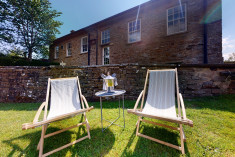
[134,90,144,111]
[33,102,47,123]
[23,107,94,130]
[81,95,90,109]
[179,93,187,120]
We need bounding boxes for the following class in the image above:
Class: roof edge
[52,0,152,45]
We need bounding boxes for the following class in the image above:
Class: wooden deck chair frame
[22,76,94,157]
[127,68,193,154]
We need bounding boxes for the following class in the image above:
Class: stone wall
[0,64,234,103]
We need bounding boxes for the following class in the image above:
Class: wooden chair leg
[86,123,91,139]
[39,125,46,157]
[182,127,186,142]
[84,113,91,139]
[136,117,141,136]
[179,124,185,154]
[37,124,48,150]
[37,140,41,150]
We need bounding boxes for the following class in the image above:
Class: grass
[0,95,234,157]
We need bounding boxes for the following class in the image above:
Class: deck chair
[22,77,94,157]
[127,69,193,154]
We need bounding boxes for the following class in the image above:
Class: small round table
[95,90,126,132]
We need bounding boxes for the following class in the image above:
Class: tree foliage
[226,52,235,62]
[0,0,62,60]
[0,0,14,43]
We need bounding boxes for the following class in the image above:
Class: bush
[0,56,59,66]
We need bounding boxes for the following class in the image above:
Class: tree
[226,52,235,62]
[34,45,49,59]
[1,0,62,61]
[0,0,14,43]
[7,46,27,58]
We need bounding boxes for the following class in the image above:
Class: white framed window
[101,29,110,44]
[167,4,187,35]
[81,36,88,53]
[54,46,59,59]
[103,47,110,65]
[128,19,141,43]
[66,43,72,56]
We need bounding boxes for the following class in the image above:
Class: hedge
[0,56,59,66]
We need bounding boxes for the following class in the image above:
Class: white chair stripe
[142,70,177,118]
[47,78,81,120]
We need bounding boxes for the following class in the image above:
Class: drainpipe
[88,33,90,65]
[96,30,98,65]
[203,0,208,64]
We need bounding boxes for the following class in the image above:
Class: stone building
[49,0,223,66]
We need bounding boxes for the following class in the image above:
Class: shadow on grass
[0,99,135,111]
[3,117,115,156]
[90,99,135,109]
[91,94,235,113]
[184,94,235,113]
[0,103,41,111]
[1,94,234,113]
[121,122,190,157]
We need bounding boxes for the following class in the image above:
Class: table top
[95,90,126,97]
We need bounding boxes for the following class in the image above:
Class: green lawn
[0,95,234,157]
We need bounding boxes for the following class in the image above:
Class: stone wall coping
[0,63,235,69]
[179,64,235,68]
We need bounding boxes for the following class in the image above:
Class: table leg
[123,94,125,128]
[119,96,120,116]
[100,97,103,132]
[100,93,125,132]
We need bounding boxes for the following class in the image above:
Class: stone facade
[50,0,223,66]
[0,64,234,103]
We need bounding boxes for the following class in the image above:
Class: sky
[222,0,235,59]
[50,0,149,37]
[49,0,235,60]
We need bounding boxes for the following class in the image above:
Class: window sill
[80,51,88,54]
[127,40,142,45]
[167,30,187,36]
[101,43,110,46]
[66,55,72,58]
